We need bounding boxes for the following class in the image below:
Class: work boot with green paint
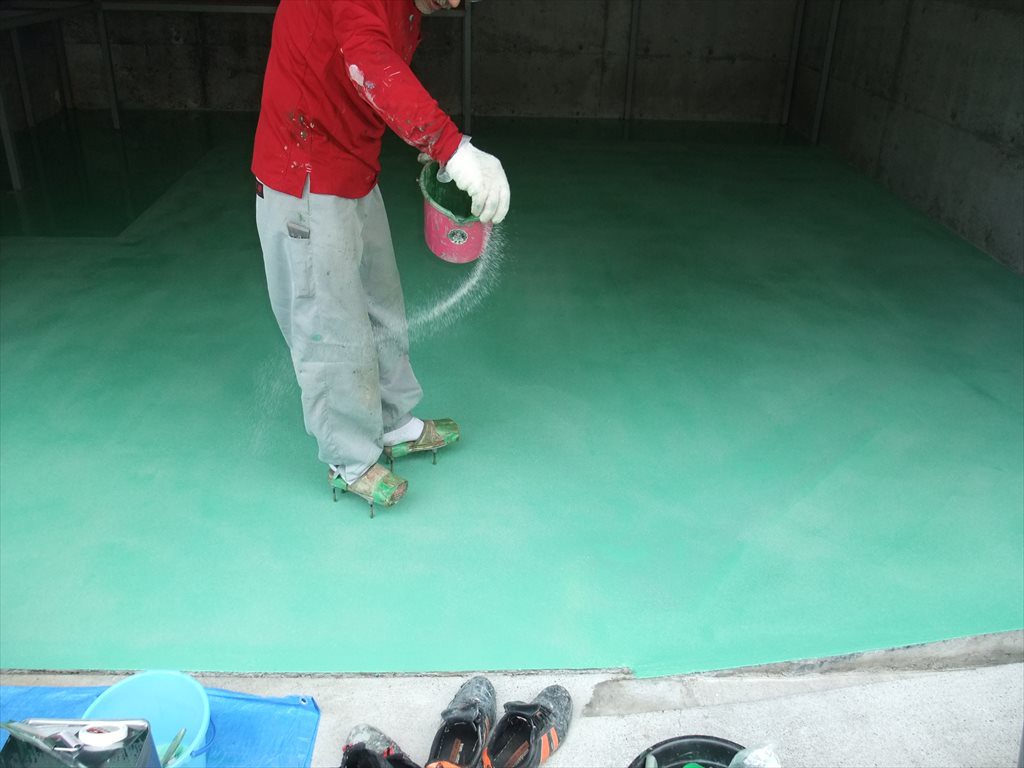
[329,464,407,518]
[384,418,461,469]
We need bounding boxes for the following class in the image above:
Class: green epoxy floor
[1,115,1021,675]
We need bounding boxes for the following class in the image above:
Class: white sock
[383,417,424,447]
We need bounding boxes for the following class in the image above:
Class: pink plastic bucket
[419,162,493,264]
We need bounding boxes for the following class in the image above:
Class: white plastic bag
[728,744,782,768]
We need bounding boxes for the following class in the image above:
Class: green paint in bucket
[419,161,475,222]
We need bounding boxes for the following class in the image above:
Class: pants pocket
[286,229,314,299]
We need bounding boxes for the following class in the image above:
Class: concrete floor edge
[3,629,1020,679]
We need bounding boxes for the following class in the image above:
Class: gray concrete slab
[3,633,1022,767]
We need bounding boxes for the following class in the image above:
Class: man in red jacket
[253,0,509,514]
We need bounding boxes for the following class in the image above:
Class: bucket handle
[190,718,215,758]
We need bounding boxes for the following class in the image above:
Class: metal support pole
[811,0,841,144]
[462,0,472,133]
[95,0,121,129]
[782,0,806,126]
[53,20,74,114]
[10,29,36,128]
[623,0,641,139]
[0,87,24,190]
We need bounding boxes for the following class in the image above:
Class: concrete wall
[56,0,802,123]
[421,0,802,122]
[0,22,68,131]
[61,11,273,111]
[631,0,800,122]
[790,0,1024,271]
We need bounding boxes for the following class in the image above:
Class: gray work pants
[255,179,422,482]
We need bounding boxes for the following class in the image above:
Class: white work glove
[441,139,510,224]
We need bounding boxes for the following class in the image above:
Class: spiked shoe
[329,464,408,518]
[384,418,460,468]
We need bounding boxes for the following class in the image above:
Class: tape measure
[77,723,129,748]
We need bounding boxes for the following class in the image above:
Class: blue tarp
[0,685,320,767]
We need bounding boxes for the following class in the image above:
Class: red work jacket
[252,0,464,199]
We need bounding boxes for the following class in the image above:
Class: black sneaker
[483,685,572,768]
[426,675,498,768]
[340,724,422,768]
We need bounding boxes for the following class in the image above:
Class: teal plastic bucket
[83,670,212,768]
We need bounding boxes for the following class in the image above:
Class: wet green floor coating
[1,116,1022,675]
